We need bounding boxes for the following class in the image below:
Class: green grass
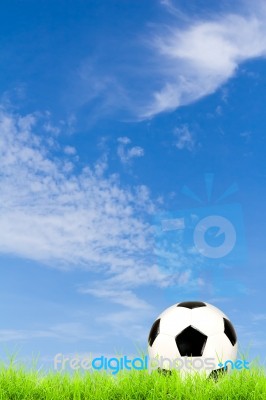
[0,363,265,399]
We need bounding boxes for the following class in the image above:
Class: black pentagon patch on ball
[175,326,207,356]
[223,318,237,346]
[177,301,206,309]
[148,319,160,347]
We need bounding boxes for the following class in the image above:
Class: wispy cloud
[78,262,173,310]
[117,137,144,164]
[78,287,152,310]
[69,59,130,125]
[70,3,266,122]
[63,145,77,155]
[0,108,153,272]
[141,3,266,117]
[252,313,266,322]
[174,125,195,151]
[0,106,200,320]
[0,323,100,343]
[77,261,180,314]
[96,309,151,341]
[159,0,188,19]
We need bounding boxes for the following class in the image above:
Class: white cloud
[71,4,266,122]
[99,263,171,289]
[128,146,144,158]
[0,108,153,271]
[96,310,151,341]
[0,323,100,342]
[174,125,195,151]
[71,59,130,125]
[159,0,187,19]
[117,136,131,145]
[142,5,266,117]
[78,262,200,313]
[117,136,144,164]
[78,262,173,307]
[43,122,61,135]
[0,107,198,319]
[206,297,232,304]
[252,313,266,322]
[64,145,77,155]
[78,287,152,310]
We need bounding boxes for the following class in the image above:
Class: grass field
[0,362,265,400]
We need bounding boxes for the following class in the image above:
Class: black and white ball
[148,301,238,377]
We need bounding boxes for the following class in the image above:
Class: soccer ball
[148,301,238,377]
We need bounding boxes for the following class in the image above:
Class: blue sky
[0,0,266,367]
